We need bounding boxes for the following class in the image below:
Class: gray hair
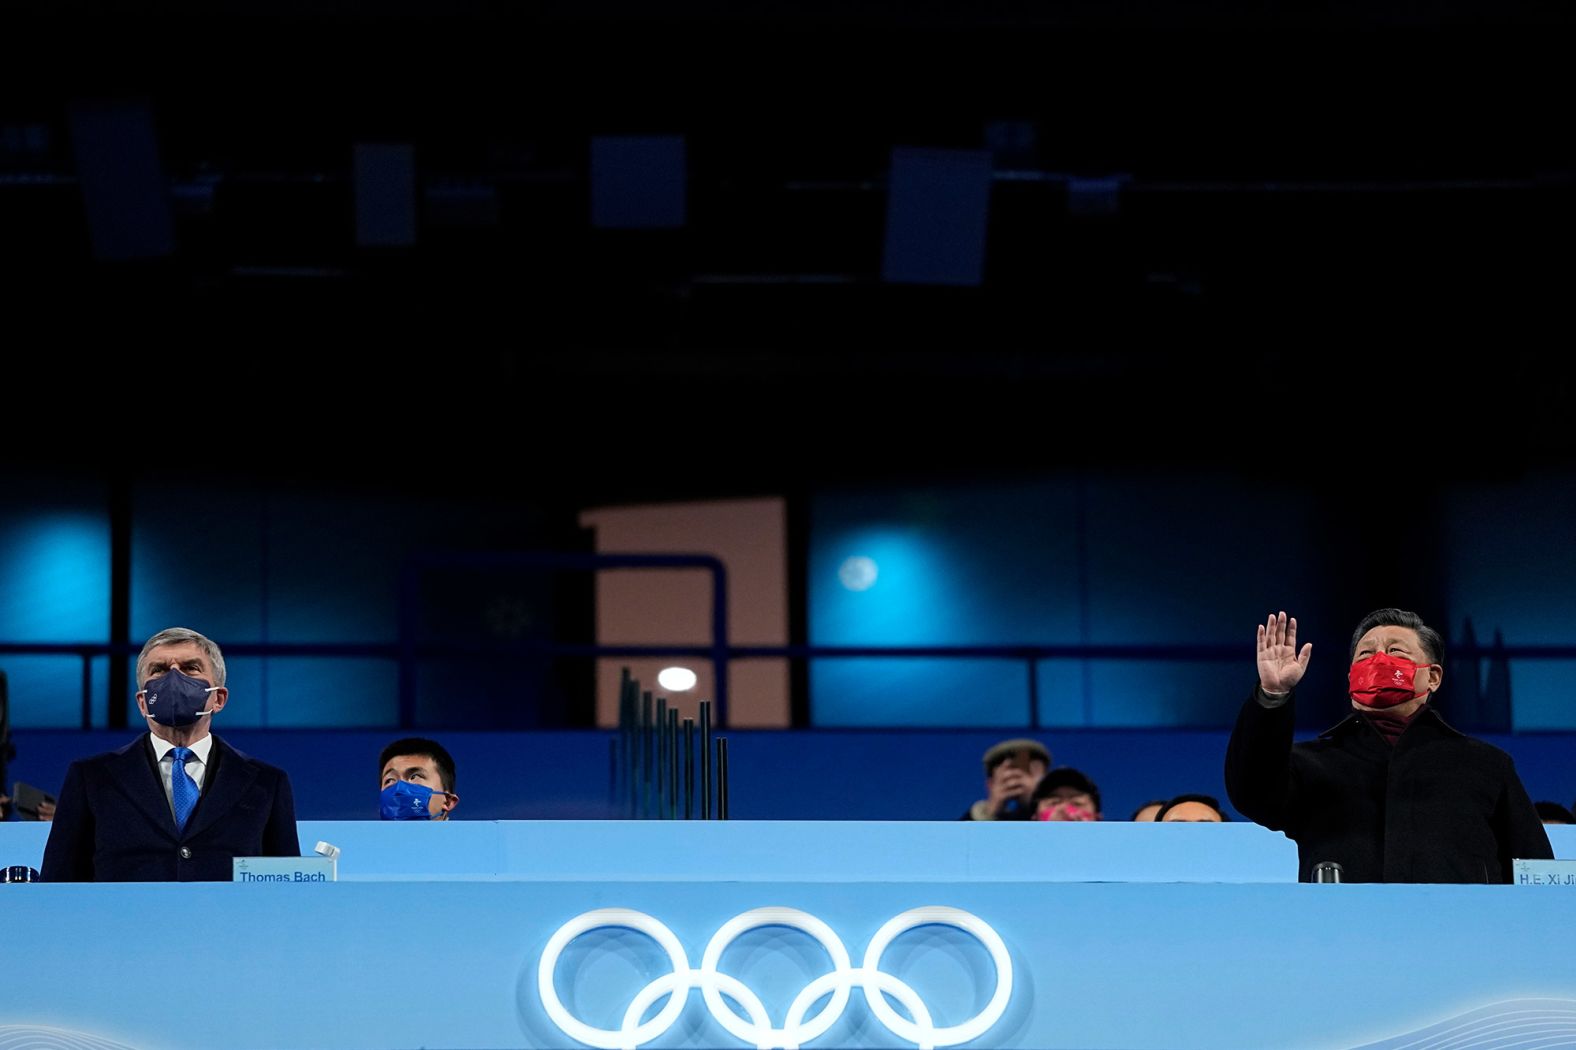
[136,627,228,688]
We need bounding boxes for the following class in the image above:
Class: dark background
[3,0,1573,489]
[2,0,1574,754]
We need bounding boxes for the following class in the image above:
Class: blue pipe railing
[1,638,1565,731]
[0,546,1565,729]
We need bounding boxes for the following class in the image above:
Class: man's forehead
[1359,625,1422,648]
[382,754,439,776]
[145,642,210,666]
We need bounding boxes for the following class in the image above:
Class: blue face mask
[380,780,443,821]
[141,669,220,728]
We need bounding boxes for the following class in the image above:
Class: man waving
[1226,609,1551,882]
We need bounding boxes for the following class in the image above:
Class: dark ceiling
[2,1,1572,496]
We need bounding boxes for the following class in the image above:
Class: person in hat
[961,738,1051,821]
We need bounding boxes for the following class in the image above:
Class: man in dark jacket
[42,626,299,881]
[1226,609,1551,883]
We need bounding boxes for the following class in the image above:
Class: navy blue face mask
[381,780,446,821]
[140,668,220,728]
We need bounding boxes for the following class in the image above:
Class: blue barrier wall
[0,820,1306,882]
[2,829,1574,1050]
[5,819,1572,883]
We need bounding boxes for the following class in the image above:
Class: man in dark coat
[1226,609,1551,883]
[42,626,299,881]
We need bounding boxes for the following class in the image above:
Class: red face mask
[1348,651,1432,708]
[1036,801,1096,822]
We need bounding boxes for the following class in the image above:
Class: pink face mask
[1348,651,1432,708]
[1036,801,1096,822]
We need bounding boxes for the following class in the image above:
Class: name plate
[233,856,337,884]
[1512,859,1576,888]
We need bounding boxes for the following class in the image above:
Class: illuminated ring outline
[861,906,1013,1047]
[786,969,934,1050]
[537,906,1010,1050]
[698,907,854,1048]
[537,908,690,1049]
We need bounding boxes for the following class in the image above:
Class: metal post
[656,696,668,809]
[624,675,639,817]
[699,699,712,820]
[683,717,695,820]
[614,669,630,811]
[641,690,653,819]
[668,708,679,821]
[80,653,93,730]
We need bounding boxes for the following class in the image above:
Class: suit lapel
[182,735,258,841]
[106,735,179,840]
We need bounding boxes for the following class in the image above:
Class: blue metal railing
[3,637,1569,731]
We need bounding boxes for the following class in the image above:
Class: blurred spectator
[1534,801,1574,825]
[1130,800,1166,822]
[962,738,1050,821]
[1155,794,1229,822]
[1032,767,1101,821]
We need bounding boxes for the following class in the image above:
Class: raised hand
[1257,610,1312,695]
[985,765,1038,817]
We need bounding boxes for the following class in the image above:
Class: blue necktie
[170,746,198,833]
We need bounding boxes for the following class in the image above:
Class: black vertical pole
[0,671,13,803]
[623,675,638,818]
[716,737,729,821]
[641,690,653,819]
[108,476,132,728]
[683,717,695,820]
[656,696,668,810]
[699,699,712,820]
[667,708,679,821]
[612,668,630,811]
[618,668,631,754]
[616,673,627,814]
[80,654,93,730]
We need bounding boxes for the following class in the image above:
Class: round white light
[657,667,698,692]
[838,556,878,591]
